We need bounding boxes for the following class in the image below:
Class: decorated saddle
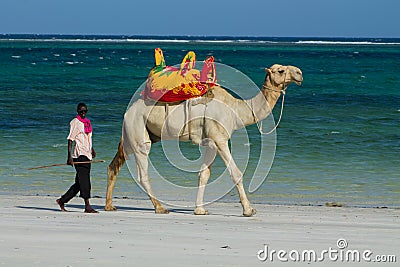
[143,48,216,102]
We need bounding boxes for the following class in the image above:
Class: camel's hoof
[155,207,169,214]
[194,207,209,215]
[243,208,256,217]
[104,205,117,211]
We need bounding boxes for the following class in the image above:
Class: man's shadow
[16,204,193,214]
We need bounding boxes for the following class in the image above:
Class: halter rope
[255,85,287,135]
[251,71,288,135]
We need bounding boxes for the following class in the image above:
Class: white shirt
[67,118,93,160]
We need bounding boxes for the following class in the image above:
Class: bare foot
[56,199,68,212]
[84,207,99,213]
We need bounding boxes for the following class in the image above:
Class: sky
[1,0,399,38]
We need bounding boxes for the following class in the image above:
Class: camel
[105,63,303,216]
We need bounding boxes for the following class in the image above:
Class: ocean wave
[0,37,236,44]
[52,144,67,148]
[65,61,81,65]
[126,38,190,43]
[194,40,235,43]
[296,40,400,45]
[0,37,190,43]
[1,35,399,45]
[0,37,193,43]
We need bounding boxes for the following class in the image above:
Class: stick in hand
[27,160,105,170]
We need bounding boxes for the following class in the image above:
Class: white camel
[105,64,303,216]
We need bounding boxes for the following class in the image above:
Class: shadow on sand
[16,204,194,214]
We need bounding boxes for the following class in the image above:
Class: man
[56,103,98,213]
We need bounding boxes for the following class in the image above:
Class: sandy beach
[0,195,398,266]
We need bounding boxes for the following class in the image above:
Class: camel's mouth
[292,68,303,86]
[285,76,303,86]
[292,77,303,86]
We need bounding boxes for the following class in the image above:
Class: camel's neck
[237,78,283,128]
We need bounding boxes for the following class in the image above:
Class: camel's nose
[295,69,303,85]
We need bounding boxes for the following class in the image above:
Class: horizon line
[1,33,400,39]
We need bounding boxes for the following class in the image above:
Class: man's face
[77,107,88,119]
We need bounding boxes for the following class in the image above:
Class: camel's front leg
[216,141,256,217]
[194,144,217,215]
[105,141,125,211]
[135,141,169,214]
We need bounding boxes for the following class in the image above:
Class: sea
[0,34,399,208]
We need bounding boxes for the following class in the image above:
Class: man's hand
[67,157,73,166]
[92,148,96,158]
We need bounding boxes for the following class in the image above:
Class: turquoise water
[0,35,399,207]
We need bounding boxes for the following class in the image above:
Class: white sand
[0,195,398,266]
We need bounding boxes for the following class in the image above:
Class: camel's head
[265,64,303,88]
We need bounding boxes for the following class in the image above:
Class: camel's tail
[108,139,125,176]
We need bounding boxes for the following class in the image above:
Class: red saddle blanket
[143,48,216,102]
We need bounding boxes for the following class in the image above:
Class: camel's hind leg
[105,140,125,211]
[216,141,256,217]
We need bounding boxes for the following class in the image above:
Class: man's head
[77,103,88,119]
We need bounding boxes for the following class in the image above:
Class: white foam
[195,40,234,43]
[52,144,67,148]
[65,61,81,65]
[126,38,190,43]
[2,36,399,46]
[296,40,400,45]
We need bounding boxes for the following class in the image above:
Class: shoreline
[1,195,398,266]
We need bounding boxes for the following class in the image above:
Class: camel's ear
[265,67,272,76]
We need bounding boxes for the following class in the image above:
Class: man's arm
[67,139,73,165]
[92,147,96,158]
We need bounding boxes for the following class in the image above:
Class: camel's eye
[278,69,285,74]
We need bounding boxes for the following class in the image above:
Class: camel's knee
[108,161,121,181]
[139,174,151,187]
[230,169,243,185]
[198,168,210,182]
[108,158,123,174]
[136,141,151,155]
[107,165,117,182]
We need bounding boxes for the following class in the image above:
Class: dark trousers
[60,155,91,203]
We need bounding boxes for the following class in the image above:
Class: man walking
[57,103,98,213]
